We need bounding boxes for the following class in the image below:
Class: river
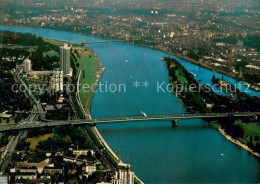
[1,26,259,183]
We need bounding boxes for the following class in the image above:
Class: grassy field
[175,69,188,84]
[26,47,37,52]
[43,51,59,57]
[209,121,219,129]
[26,133,54,150]
[72,46,101,114]
[235,121,260,145]
[169,63,188,84]
[211,120,260,147]
[0,117,16,125]
[42,37,66,46]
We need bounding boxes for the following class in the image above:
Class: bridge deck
[81,40,122,44]
[0,112,259,132]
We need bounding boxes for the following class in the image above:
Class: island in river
[163,57,260,157]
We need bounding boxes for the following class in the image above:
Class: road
[0,63,44,173]
[64,75,80,119]
[0,132,25,174]
[75,70,88,119]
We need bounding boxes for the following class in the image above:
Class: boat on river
[140,110,147,117]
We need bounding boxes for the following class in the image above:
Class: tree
[0,135,8,147]
[253,144,260,154]
[211,74,215,83]
[226,125,244,139]
[234,61,248,73]
[219,117,235,129]
[62,135,72,147]
[82,70,85,78]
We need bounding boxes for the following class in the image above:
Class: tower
[60,43,71,75]
[23,59,32,73]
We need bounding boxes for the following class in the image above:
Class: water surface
[1,26,259,183]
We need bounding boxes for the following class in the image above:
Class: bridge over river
[0,112,259,132]
[80,40,123,44]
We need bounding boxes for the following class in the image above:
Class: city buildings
[60,43,71,75]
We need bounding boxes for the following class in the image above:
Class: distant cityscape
[1,0,260,90]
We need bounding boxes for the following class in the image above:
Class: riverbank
[72,44,105,116]
[210,122,260,158]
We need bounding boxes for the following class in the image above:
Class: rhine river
[1,26,260,183]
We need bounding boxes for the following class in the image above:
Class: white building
[23,59,32,73]
[52,70,63,92]
[85,165,96,175]
[60,43,71,75]
[113,163,135,184]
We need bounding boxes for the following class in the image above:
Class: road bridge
[0,112,259,132]
[81,40,122,44]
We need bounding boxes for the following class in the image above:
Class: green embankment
[42,38,65,46]
[73,46,101,114]
[210,120,260,153]
[235,121,260,145]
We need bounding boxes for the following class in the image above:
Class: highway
[0,112,259,132]
[15,65,46,123]
[0,63,44,173]
[0,131,25,174]
[14,68,44,121]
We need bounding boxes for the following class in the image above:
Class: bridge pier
[171,120,178,127]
